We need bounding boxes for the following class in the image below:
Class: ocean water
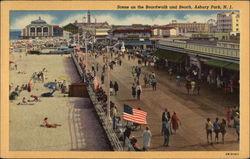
[10,30,21,40]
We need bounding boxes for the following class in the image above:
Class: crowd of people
[73,46,240,151]
[205,110,240,145]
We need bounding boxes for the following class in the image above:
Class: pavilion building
[21,17,53,39]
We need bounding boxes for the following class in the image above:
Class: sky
[10,10,237,30]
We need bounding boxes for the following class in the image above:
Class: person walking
[131,83,136,99]
[143,74,148,88]
[168,67,173,80]
[151,77,157,91]
[96,63,99,72]
[114,81,119,96]
[205,118,214,144]
[171,112,181,133]
[101,72,105,84]
[40,71,45,83]
[220,119,227,144]
[27,80,33,92]
[142,127,152,151]
[185,80,191,95]
[176,75,181,86]
[102,64,106,73]
[234,114,240,141]
[162,120,171,147]
[196,80,201,95]
[191,80,196,95]
[136,82,142,100]
[161,108,171,134]
[226,106,232,127]
[213,118,220,144]
[91,63,95,72]
[14,64,17,70]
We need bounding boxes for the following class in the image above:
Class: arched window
[37,27,42,32]
[30,27,35,32]
[43,27,48,32]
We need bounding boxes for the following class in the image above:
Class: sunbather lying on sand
[43,117,61,128]
[28,95,41,102]
[18,71,26,74]
[17,97,35,105]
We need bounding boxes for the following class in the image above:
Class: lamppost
[106,45,111,121]
[82,32,95,72]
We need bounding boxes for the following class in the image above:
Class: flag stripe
[123,107,147,125]
[123,113,146,121]
[123,116,147,124]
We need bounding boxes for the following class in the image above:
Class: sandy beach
[9,52,111,151]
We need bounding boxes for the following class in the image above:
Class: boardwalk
[87,53,239,151]
[9,53,111,151]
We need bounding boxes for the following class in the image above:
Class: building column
[42,27,43,37]
[197,57,202,79]
[28,27,30,37]
[35,27,37,36]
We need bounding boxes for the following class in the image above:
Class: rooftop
[31,17,47,25]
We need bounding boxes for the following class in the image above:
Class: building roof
[26,17,50,27]
[152,26,175,30]
[31,17,47,25]
[112,28,152,33]
[112,25,151,29]
[73,22,109,28]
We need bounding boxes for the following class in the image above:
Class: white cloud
[183,14,217,23]
[10,14,55,30]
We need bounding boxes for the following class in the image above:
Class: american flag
[123,104,147,125]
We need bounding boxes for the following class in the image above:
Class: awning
[224,63,239,71]
[124,41,152,46]
[204,60,230,68]
[154,49,186,63]
[204,59,239,71]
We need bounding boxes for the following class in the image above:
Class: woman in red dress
[171,112,181,133]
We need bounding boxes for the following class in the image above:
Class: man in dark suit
[161,108,171,134]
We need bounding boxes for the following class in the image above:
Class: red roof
[53,25,61,28]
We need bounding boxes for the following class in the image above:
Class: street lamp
[106,46,111,121]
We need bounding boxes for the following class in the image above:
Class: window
[30,28,35,32]
[43,27,48,32]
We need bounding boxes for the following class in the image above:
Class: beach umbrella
[44,82,57,90]
[58,76,70,82]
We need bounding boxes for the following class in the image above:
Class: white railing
[158,40,239,58]
[71,52,123,151]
